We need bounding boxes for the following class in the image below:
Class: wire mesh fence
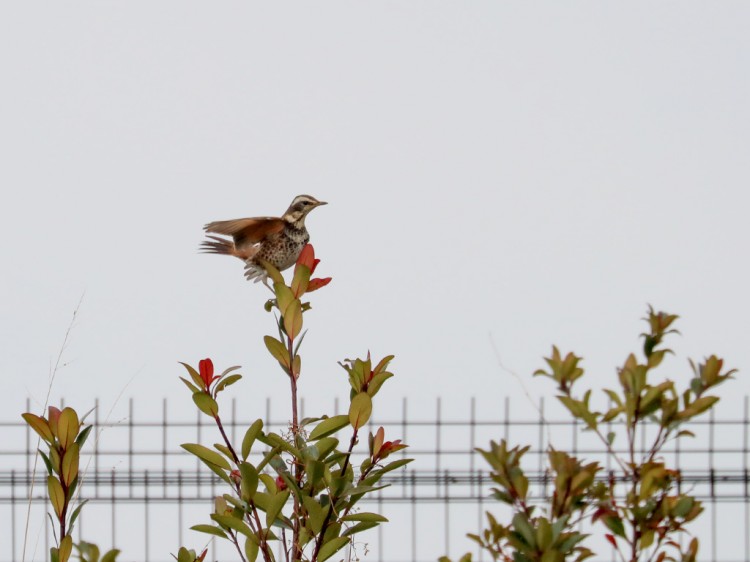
[2,395,749,562]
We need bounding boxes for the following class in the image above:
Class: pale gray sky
[1,2,749,558]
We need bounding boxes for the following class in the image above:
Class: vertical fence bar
[444,468,450,555]
[196,406,202,491]
[95,398,100,499]
[11,470,16,562]
[145,469,150,561]
[469,397,476,497]
[744,395,749,562]
[477,470,484,562]
[110,469,116,547]
[178,469,184,547]
[436,397,442,497]
[162,398,168,498]
[129,398,134,499]
[411,469,417,562]
[709,408,716,562]
[402,398,408,500]
[537,397,544,501]
[25,397,30,477]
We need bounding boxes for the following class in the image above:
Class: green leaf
[275,282,295,313]
[181,443,231,470]
[264,336,291,370]
[244,536,259,562]
[192,393,219,417]
[366,372,393,397]
[340,512,388,522]
[100,549,120,562]
[258,432,300,458]
[291,263,311,297]
[302,496,327,534]
[313,436,340,460]
[673,496,695,518]
[253,491,271,512]
[47,476,65,518]
[240,462,259,501]
[349,393,372,430]
[687,396,720,417]
[318,536,349,562]
[211,514,254,538]
[68,499,88,533]
[309,415,350,440]
[22,413,54,443]
[342,521,379,536]
[512,513,536,548]
[260,259,284,284]
[58,408,80,450]
[215,373,242,394]
[266,490,290,527]
[176,547,193,562]
[179,377,200,394]
[179,362,204,389]
[558,396,582,418]
[535,517,552,550]
[242,420,264,460]
[39,450,53,476]
[205,460,232,484]
[61,442,79,486]
[191,524,228,539]
[75,424,93,448]
[603,515,626,538]
[372,354,395,375]
[59,535,73,562]
[283,299,303,341]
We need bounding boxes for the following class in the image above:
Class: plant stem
[287,337,299,435]
[214,414,273,562]
[311,429,359,561]
[229,529,249,562]
[285,333,303,562]
[215,415,240,464]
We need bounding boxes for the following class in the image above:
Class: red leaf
[199,358,214,387]
[307,277,332,292]
[296,244,315,270]
[605,534,617,548]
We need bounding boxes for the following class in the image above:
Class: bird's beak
[316,200,328,206]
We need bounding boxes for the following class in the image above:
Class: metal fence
[2,396,749,562]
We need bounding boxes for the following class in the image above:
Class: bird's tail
[200,235,237,257]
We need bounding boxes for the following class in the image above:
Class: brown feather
[200,235,259,261]
[204,217,285,243]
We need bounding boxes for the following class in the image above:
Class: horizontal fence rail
[3,395,749,562]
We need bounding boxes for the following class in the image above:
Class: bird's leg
[262,276,274,294]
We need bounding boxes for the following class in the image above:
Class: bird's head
[283,194,327,226]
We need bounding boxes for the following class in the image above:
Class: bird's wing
[204,217,285,245]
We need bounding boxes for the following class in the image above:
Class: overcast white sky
[1,2,749,557]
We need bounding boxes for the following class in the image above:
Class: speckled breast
[258,227,310,271]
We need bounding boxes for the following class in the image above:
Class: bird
[200,194,327,283]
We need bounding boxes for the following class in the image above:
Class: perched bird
[201,194,327,282]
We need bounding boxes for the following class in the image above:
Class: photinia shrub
[442,306,737,562]
[177,244,411,562]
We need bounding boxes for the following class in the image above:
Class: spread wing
[204,217,285,247]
